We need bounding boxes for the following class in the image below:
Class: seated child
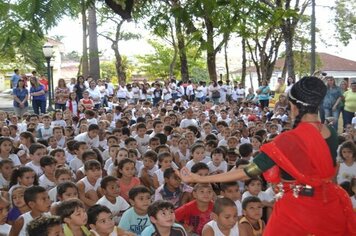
[96,176,130,225]
[50,182,79,215]
[220,182,243,218]
[25,143,47,176]
[138,150,158,190]
[39,156,57,190]
[48,168,73,202]
[142,200,187,236]
[7,186,29,225]
[207,147,228,174]
[175,183,214,235]
[56,199,91,236]
[118,186,152,235]
[241,177,274,211]
[154,168,192,208]
[87,204,133,236]
[0,159,14,191]
[9,186,51,236]
[191,162,209,177]
[76,150,99,181]
[76,160,103,208]
[0,196,11,235]
[239,196,265,236]
[26,215,62,236]
[202,197,239,236]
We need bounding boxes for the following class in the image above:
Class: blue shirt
[118,207,151,235]
[30,85,46,101]
[141,223,187,236]
[12,88,28,107]
[257,86,270,100]
[10,73,21,88]
[323,86,342,109]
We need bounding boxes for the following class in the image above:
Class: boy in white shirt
[25,143,47,176]
[74,124,100,148]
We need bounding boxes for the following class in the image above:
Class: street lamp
[42,42,54,111]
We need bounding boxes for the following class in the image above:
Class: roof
[233,52,356,73]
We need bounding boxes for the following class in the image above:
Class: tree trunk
[175,17,189,82]
[283,26,296,79]
[169,21,178,80]
[241,37,247,86]
[113,44,126,84]
[81,0,89,78]
[88,2,100,80]
[205,17,217,81]
[224,40,229,81]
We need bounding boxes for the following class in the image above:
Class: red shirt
[175,200,213,235]
[39,78,49,91]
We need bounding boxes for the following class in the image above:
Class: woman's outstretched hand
[175,167,199,183]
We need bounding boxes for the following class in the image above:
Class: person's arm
[177,167,249,184]
[9,216,24,236]
[333,97,342,111]
[76,181,97,207]
[152,173,160,189]
[202,224,215,236]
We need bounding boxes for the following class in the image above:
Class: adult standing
[343,81,356,128]
[12,79,28,118]
[274,77,286,101]
[54,78,70,111]
[29,77,46,115]
[178,77,356,236]
[87,80,101,110]
[285,76,295,94]
[209,81,220,105]
[256,80,270,109]
[10,69,21,89]
[73,75,86,101]
[322,77,343,131]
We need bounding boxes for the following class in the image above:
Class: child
[56,199,91,236]
[103,144,119,173]
[76,150,99,181]
[134,123,150,155]
[239,143,253,162]
[118,186,152,235]
[39,156,57,190]
[185,144,207,172]
[47,136,59,153]
[0,137,21,166]
[0,196,10,235]
[96,176,130,224]
[174,137,190,168]
[102,135,119,162]
[117,158,140,202]
[9,186,51,236]
[87,204,133,236]
[80,90,94,110]
[50,182,78,215]
[52,127,66,148]
[19,131,36,156]
[9,167,38,196]
[108,147,129,176]
[142,200,187,236]
[51,110,67,127]
[7,186,29,225]
[69,141,88,172]
[220,182,243,218]
[191,162,210,177]
[66,92,78,116]
[153,152,174,189]
[337,141,356,184]
[239,196,265,236]
[25,143,47,176]
[50,148,67,167]
[48,168,73,202]
[175,183,214,235]
[138,150,158,189]
[0,159,14,190]
[26,215,62,236]
[202,197,239,236]
[148,137,160,152]
[74,124,100,148]
[154,168,192,208]
[76,160,103,208]
[207,147,228,174]
[128,148,143,176]
[251,135,263,153]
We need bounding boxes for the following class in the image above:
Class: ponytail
[9,166,38,188]
[292,103,319,128]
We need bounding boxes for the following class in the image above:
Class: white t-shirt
[206,220,239,236]
[25,161,43,176]
[69,157,83,173]
[0,154,21,166]
[97,195,130,224]
[138,165,158,178]
[207,161,228,174]
[179,119,198,128]
[134,134,150,155]
[0,173,9,190]
[39,175,56,190]
[74,132,99,148]
[351,196,356,209]
[242,190,273,202]
[337,162,356,184]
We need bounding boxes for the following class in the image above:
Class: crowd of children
[0,78,355,236]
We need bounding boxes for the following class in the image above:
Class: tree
[97,4,140,84]
[88,1,101,80]
[81,0,89,78]
[334,0,356,45]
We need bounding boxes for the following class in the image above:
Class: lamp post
[42,43,54,111]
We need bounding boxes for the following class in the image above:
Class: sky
[48,0,356,69]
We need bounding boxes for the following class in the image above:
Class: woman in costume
[178,76,356,236]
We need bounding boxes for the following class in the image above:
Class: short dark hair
[100,176,118,189]
[143,150,158,162]
[147,200,174,219]
[56,199,85,222]
[84,160,101,171]
[242,196,262,210]
[244,176,262,187]
[128,186,151,200]
[27,216,61,236]
[220,182,239,192]
[88,124,100,131]
[87,204,111,226]
[117,158,135,178]
[191,162,209,173]
[163,168,176,179]
[125,137,137,145]
[24,186,47,206]
[49,148,65,157]
[213,197,236,215]
[57,182,78,198]
[82,150,97,162]
[157,152,172,163]
[73,141,87,151]
[29,143,46,155]
[239,143,253,157]
[39,156,57,167]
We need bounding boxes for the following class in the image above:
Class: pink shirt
[118,177,141,202]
